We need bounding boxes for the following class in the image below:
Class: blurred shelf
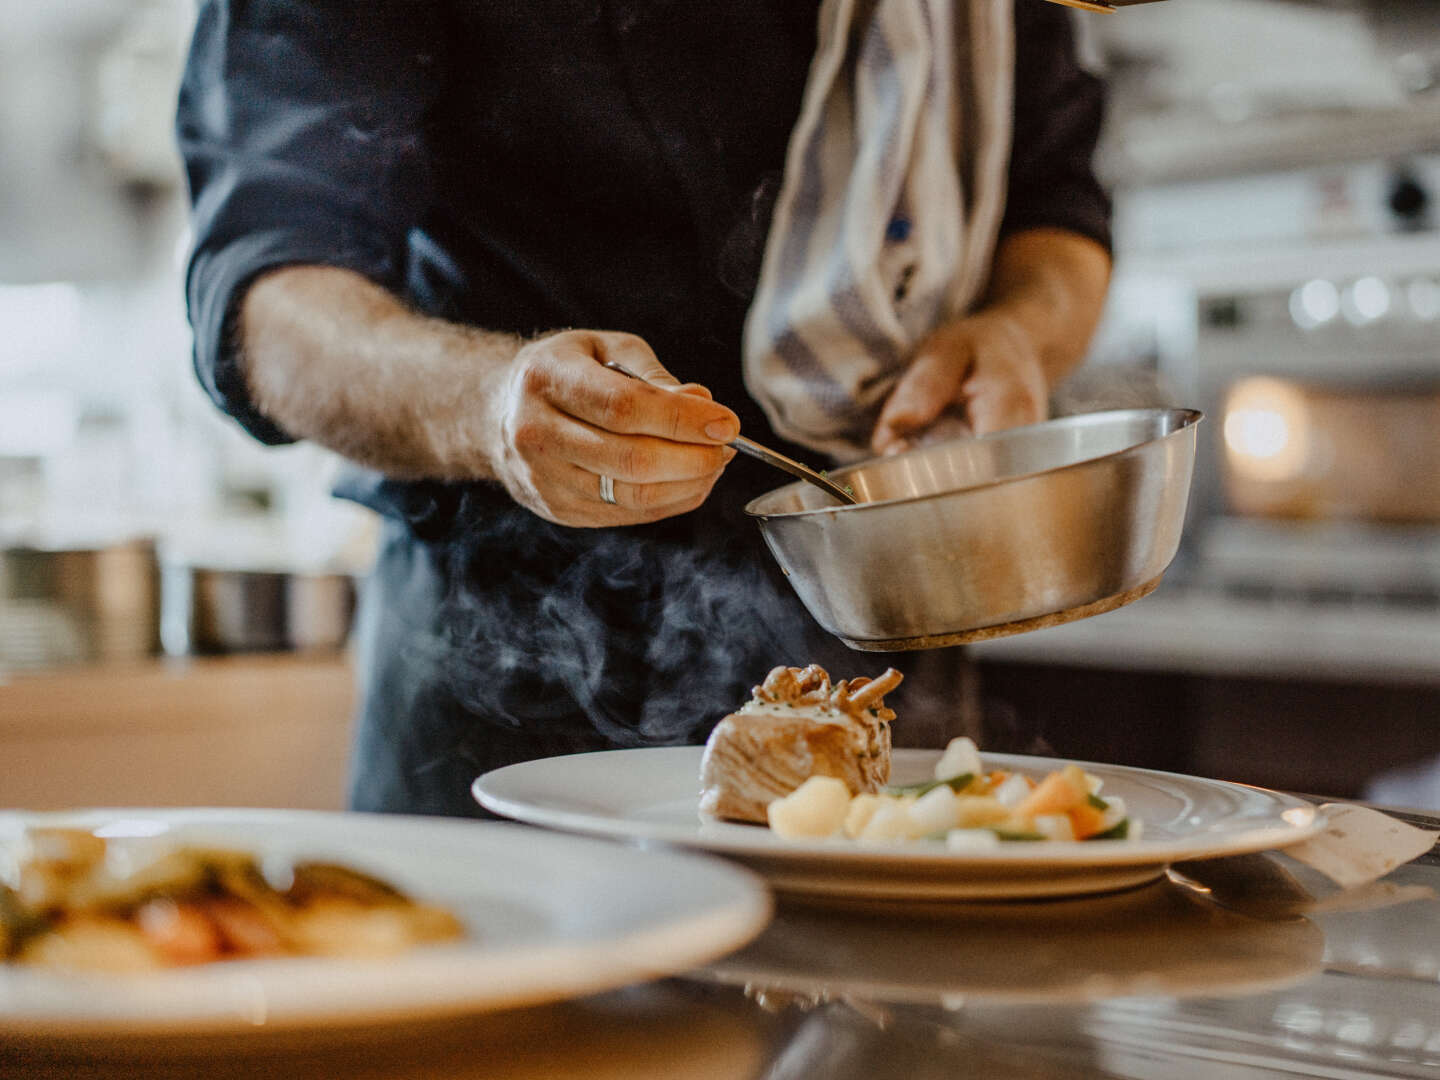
[1101,99,1440,187]
[970,585,1440,685]
[1116,230,1440,298]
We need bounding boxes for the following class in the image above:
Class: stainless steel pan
[744,408,1202,651]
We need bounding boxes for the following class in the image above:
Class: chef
[178,0,1112,817]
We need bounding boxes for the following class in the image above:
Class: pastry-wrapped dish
[699,664,902,823]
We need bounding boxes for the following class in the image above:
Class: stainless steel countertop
[7,804,1438,1080]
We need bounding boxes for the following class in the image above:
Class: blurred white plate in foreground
[475,748,1324,901]
[0,808,769,1037]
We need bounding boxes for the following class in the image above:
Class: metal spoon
[603,361,859,506]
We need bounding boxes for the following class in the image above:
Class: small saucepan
[744,408,1202,651]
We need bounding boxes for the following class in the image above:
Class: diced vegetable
[857,801,917,843]
[767,776,852,839]
[3,830,466,973]
[1031,814,1076,842]
[18,915,163,973]
[907,786,961,835]
[843,793,883,839]
[760,746,1142,848]
[990,772,1031,808]
[1097,796,1128,834]
[945,829,1001,851]
[884,773,974,798]
[952,797,1011,829]
[933,737,984,780]
[136,899,225,966]
[1013,770,1087,818]
[1067,802,1108,839]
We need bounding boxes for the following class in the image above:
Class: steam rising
[423,496,835,752]
[1051,363,1180,416]
[402,490,1056,765]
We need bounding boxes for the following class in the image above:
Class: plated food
[477,744,1323,901]
[767,737,1138,846]
[1,827,463,972]
[699,663,1137,848]
[699,664,902,823]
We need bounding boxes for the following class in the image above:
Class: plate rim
[0,807,772,1037]
[473,746,1326,869]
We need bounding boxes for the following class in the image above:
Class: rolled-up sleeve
[177,0,443,444]
[1002,6,1112,253]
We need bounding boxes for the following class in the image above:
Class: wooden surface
[0,654,355,811]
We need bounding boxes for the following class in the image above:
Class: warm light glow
[1222,377,1310,483]
[1224,408,1290,460]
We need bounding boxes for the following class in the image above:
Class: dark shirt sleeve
[1002,5,1112,253]
[177,0,444,444]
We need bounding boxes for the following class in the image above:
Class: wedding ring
[599,474,618,505]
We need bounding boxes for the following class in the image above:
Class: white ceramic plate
[474,747,1325,901]
[0,808,770,1037]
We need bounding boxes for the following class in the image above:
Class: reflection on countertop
[5,822,1437,1080]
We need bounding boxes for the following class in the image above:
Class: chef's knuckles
[491,330,737,527]
[525,331,739,445]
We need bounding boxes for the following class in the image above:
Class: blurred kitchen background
[1,0,1437,810]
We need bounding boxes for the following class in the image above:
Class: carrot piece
[1068,802,1107,840]
[136,899,224,965]
[201,897,285,956]
[1014,771,1086,818]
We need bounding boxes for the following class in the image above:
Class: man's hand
[868,228,1111,456]
[239,267,738,528]
[870,309,1048,455]
[487,330,738,527]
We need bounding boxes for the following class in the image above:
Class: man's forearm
[982,227,1112,388]
[239,265,522,480]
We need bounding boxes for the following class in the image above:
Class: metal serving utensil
[602,360,859,506]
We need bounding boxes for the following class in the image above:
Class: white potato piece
[843,793,884,839]
[907,785,961,836]
[991,773,1031,808]
[1098,796,1128,833]
[952,796,1012,829]
[945,828,1001,851]
[933,737,983,781]
[1032,814,1076,842]
[767,776,852,839]
[856,800,917,844]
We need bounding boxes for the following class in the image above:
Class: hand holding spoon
[602,361,859,506]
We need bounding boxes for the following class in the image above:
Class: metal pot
[162,566,356,655]
[0,540,160,669]
[744,408,1202,651]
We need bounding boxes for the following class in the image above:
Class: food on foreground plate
[0,828,464,973]
[766,737,1141,846]
[699,664,903,823]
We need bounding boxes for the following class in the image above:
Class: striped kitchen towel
[743,0,1014,460]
